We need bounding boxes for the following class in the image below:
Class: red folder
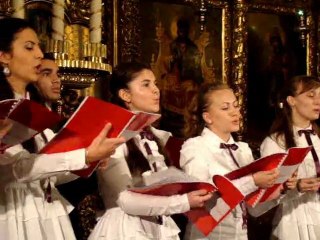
[40,96,160,177]
[226,147,310,207]
[164,136,310,208]
[0,99,61,150]
[251,147,311,205]
[185,175,244,236]
[164,136,184,169]
[129,167,244,236]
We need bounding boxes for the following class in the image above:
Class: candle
[12,0,25,19]
[90,0,102,43]
[52,0,65,40]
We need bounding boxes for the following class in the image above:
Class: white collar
[201,127,236,147]
[14,91,29,100]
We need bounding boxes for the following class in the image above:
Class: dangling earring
[2,64,10,77]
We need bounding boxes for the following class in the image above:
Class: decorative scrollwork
[118,0,141,62]
[104,0,113,63]
[232,0,248,140]
[248,3,306,14]
[306,12,317,76]
[248,0,308,7]
[206,1,232,82]
[65,0,90,25]
[0,0,13,17]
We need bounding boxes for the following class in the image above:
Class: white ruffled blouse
[0,93,87,240]
[256,125,320,240]
[89,127,190,240]
[180,127,257,240]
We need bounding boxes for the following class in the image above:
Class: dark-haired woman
[89,62,213,240]
[258,76,320,240]
[0,17,125,239]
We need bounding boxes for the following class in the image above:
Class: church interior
[1,0,320,239]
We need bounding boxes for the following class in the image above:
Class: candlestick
[90,0,102,43]
[52,0,65,40]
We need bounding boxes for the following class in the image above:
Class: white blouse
[180,127,257,240]
[180,128,256,195]
[255,125,320,240]
[89,127,190,240]
[0,93,87,240]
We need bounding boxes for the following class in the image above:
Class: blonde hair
[183,83,230,138]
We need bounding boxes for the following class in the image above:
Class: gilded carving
[0,0,13,17]
[232,0,248,139]
[104,0,114,63]
[65,0,90,25]
[64,24,89,60]
[221,2,232,82]
[118,0,141,62]
[248,0,309,6]
[306,13,317,76]
[117,0,231,81]
[248,3,310,14]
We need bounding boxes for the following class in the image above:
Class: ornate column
[306,10,318,76]
[232,0,248,140]
[119,0,141,62]
[222,2,232,83]
[90,0,102,43]
[52,0,65,40]
[12,0,25,19]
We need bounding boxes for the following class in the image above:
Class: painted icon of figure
[169,18,204,85]
[267,27,289,108]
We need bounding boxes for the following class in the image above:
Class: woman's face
[123,69,160,113]
[289,84,320,125]
[1,28,43,84]
[203,88,241,140]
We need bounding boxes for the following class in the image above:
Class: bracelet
[296,179,302,193]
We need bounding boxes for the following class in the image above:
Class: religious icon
[139,1,223,136]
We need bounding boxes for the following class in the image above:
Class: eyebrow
[40,68,53,73]
[25,40,40,45]
[217,101,237,108]
[221,99,238,104]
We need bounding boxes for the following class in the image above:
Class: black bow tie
[140,128,155,141]
[220,143,239,151]
[298,129,316,136]
[298,128,320,181]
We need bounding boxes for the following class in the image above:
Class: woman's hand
[0,119,12,139]
[284,171,298,190]
[85,123,126,164]
[187,189,213,208]
[296,177,320,193]
[253,169,279,189]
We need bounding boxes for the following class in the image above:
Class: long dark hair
[270,75,320,149]
[109,61,169,175]
[0,18,40,152]
[184,82,230,138]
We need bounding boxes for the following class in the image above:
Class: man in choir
[35,55,61,108]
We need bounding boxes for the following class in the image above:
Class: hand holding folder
[40,97,161,177]
[226,147,311,207]
[129,167,245,236]
[0,99,61,151]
